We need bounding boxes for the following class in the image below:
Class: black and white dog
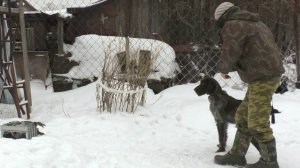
[194,76,279,152]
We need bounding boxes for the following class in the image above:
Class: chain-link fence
[9,0,300,93]
[0,104,18,118]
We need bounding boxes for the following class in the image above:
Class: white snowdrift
[0,75,299,168]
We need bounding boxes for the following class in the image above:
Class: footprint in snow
[176,114,182,121]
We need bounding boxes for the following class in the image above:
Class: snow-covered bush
[282,53,297,92]
[96,41,152,112]
[64,35,179,81]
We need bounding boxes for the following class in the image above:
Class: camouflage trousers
[235,77,281,142]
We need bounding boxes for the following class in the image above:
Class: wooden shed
[65,0,168,43]
[22,12,57,51]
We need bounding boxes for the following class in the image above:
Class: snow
[282,54,297,91]
[24,9,72,19]
[26,0,107,11]
[1,73,300,168]
[25,0,109,18]
[43,9,73,19]
[63,35,179,80]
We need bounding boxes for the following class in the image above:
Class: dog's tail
[271,107,280,114]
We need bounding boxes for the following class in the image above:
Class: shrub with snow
[282,53,297,91]
[64,35,179,81]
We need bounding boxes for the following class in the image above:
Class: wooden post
[57,17,64,55]
[26,27,35,51]
[292,0,300,88]
[138,50,151,77]
[18,0,32,109]
[125,36,130,81]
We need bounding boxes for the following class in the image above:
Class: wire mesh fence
[6,0,300,93]
[0,104,18,118]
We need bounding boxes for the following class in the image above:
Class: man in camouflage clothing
[213,2,284,168]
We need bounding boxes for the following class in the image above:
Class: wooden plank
[57,18,64,55]
[125,36,130,80]
[142,0,149,37]
[115,1,126,36]
[0,80,3,100]
[2,61,13,64]
[16,80,25,85]
[3,85,24,89]
[19,100,28,106]
[3,86,13,89]
[138,50,151,76]
[116,51,126,72]
[130,0,138,36]
[19,0,32,118]
[149,0,160,35]
[0,6,19,14]
[26,28,35,51]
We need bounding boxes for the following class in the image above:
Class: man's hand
[220,73,231,79]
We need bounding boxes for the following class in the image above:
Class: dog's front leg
[216,121,228,152]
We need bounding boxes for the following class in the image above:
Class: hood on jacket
[216,6,260,28]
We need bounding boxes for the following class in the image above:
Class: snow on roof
[24,9,73,19]
[70,0,109,9]
[43,9,73,18]
[24,11,42,14]
[26,0,107,12]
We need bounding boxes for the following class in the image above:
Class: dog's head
[194,76,222,96]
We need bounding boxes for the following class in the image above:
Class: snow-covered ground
[0,73,300,168]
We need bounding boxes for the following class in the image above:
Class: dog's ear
[194,84,206,96]
[207,77,224,93]
[205,79,217,94]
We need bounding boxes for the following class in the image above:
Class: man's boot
[214,131,251,167]
[246,139,279,168]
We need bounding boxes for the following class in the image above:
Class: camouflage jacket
[217,7,284,83]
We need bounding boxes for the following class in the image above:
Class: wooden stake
[18,0,32,112]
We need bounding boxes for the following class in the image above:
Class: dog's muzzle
[194,85,206,96]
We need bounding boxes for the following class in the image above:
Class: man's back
[218,7,284,82]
